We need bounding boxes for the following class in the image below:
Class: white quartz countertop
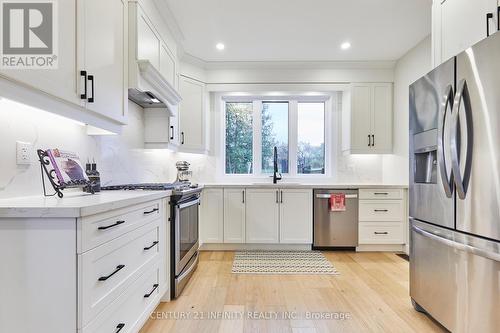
[0,190,172,218]
[201,183,408,189]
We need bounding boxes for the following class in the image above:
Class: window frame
[221,94,332,179]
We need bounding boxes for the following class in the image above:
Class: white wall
[0,100,212,199]
[382,36,432,184]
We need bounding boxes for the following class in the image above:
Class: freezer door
[410,219,500,332]
[454,32,500,241]
[409,58,455,229]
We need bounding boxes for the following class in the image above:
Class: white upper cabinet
[279,189,312,244]
[433,0,499,66]
[136,11,160,69]
[0,0,80,106]
[343,83,393,154]
[160,44,177,89]
[223,188,246,243]
[178,76,206,153]
[245,189,280,243]
[0,0,127,131]
[81,0,127,124]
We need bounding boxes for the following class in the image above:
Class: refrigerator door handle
[412,225,500,263]
[450,79,474,200]
[437,84,454,198]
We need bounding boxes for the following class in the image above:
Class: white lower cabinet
[358,189,406,246]
[0,197,170,333]
[223,188,246,243]
[200,188,224,243]
[198,187,313,245]
[279,189,313,244]
[245,189,280,243]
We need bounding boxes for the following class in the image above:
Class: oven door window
[178,200,199,263]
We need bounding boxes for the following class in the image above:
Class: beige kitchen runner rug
[231,250,339,275]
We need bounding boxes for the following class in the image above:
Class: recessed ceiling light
[340,42,351,50]
[216,43,225,50]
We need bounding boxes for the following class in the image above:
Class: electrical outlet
[16,141,32,165]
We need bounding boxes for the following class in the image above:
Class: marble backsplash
[0,97,385,199]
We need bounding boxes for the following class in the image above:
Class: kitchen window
[225,102,253,174]
[223,96,330,177]
[297,102,325,174]
[261,102,289,174]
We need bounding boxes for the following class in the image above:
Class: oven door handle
[177,198,201,209]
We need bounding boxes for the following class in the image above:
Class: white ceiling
[164,0,432,62]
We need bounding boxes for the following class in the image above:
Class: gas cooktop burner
[101,182,199,192]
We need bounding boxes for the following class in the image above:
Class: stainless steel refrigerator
[409,32,500,332]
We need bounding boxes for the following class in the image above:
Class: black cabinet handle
[497,6,500,31]
[280,190,283,203]
[374,209,389,212]
[487,12,494,37]
[371,134,375,146]
[87,75,95,103]
[98,264,125,281]
[374,232,389,235]
[97,220,125,230]
[144,241,159,250]
[368,134,371,147]
[144,283,159,298]
[181,132,185,145]
[374,192,389,195]
[115,323,125,333]
[170,126,174,140]
[143,208,159,215]
[80,70,87,99]
[242,190,245,203]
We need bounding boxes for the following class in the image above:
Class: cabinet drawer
[79,200,162,253]
[359,222,404,244]
[359,189,403,200]
[79,220,160,327]
[359,200,403,222]
[81,261,161,333]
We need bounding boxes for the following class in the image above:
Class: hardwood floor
[140,251,445,333]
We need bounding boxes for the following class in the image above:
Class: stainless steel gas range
[102,182,202,299]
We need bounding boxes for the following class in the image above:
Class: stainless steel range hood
[128,88,168,108]
[128,60,181,116]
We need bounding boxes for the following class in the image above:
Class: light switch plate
[16,141,32,165]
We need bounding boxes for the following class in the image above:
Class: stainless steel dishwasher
[313,189,358,249]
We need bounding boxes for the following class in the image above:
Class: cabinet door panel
[245,189,279,243]
[200,189,223,243]
[441,0,498,61]
[372,84,392,152]
[351,85,372,151]
[0,0,79,105]
[223,189,246,243]
[137,12,160,69]
[279,189,312,244]
[160,44,176,88]
[179,77,205,151]
[83,0,126,123]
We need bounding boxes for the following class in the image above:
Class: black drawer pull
[374,232,389,235]
[143,208,159,215]
[374,209,389,212]
[144,284,159,298]
[144,241,159,251]
[97,220,125,230]
[98,264,125,281]
[374,192,389,195]
[115,323,125,333]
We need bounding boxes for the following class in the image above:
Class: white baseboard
[200,243,312,251]
[355,244,406,252]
